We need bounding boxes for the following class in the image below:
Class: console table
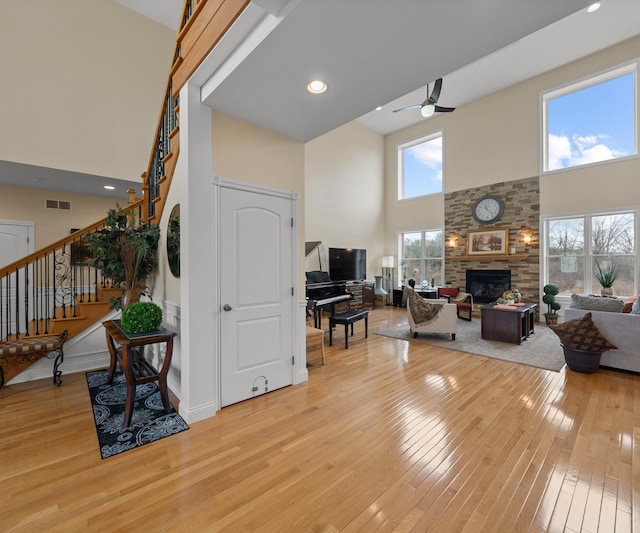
[480,303,537,345]
[103,320,177,428]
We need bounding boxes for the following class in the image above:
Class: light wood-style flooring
[1,306,638,532]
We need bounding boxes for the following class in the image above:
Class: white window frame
[397,130,444,200]
[540,60,638,174]
[398,228,444,287]
[542,207,639,299]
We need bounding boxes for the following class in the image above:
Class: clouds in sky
[406,136,442,183]
[548,133,628,170]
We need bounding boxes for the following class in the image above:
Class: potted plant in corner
[542,283,561,325]
[594,259,618,296]
[86,206,160,309]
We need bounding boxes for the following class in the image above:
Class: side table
[103,320,177,428]
[480,303,537,345]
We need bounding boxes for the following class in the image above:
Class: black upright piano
[305,271,352,329]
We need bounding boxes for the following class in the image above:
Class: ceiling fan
[393,78,455,117]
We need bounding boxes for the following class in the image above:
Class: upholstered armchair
[437,287,473,321]
[405,287,457,340]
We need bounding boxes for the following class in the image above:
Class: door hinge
[292,355,295,365]
[291,217,294,227]
[291,287,294,296]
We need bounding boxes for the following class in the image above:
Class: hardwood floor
[1,306,638,532]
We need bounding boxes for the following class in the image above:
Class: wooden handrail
[0,200,144,279]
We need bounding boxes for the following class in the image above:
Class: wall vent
[45,199,72,210]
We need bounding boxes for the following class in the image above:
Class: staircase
[0,0,249,385]
[0,203,143,385]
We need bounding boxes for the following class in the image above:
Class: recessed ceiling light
[587,2,601,13]
[104,185,115,190]
[307,80,327,94]
[375,106,383,111]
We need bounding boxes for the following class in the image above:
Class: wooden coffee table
[480,302,537,344]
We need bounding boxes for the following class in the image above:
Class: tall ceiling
[4,0,640,195]
[199,0,640,142]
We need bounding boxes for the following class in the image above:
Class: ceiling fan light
[421,104,435,117]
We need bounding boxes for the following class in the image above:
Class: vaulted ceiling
[4,0,640,195]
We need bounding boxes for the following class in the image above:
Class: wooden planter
[561,344,602,374]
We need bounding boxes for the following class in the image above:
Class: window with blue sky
[398,131,443,199]
[543,62,637,172]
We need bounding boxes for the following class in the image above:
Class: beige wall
[384,35,640,254]
[0,0,174,181]
[0,183,124,249]
[305,121,385,276]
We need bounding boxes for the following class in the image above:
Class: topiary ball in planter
[121,302,163,334]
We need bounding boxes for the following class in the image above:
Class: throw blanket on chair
[405,287,443,326]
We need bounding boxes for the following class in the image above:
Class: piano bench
[306,326,325,365]
[329,310,368,349]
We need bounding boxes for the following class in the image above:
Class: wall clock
[472,194,504,224]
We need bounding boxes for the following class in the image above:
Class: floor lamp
[382,256,394,305]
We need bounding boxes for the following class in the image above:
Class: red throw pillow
[622,296,638,313]
[549,312,617,352]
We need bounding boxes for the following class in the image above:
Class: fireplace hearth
[466,269,511,304]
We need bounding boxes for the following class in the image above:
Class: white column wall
[178,81,219,423]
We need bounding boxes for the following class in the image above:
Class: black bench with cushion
[329,310,368,349]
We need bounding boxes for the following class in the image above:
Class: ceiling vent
[45,199,72,210]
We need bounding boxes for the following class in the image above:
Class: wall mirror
[167,204,180,277]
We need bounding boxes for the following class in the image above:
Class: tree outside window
[546,212,636,296]
[400,230,443,286]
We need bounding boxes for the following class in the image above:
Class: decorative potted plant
[86,207,160,309]
[542,283,561,325]
[120,301,163,334]
[594,260,618,296]
[445,280,452,287]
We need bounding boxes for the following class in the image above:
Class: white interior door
[0,221,33,269]
[219,187,294,407]
[0,221,34,335]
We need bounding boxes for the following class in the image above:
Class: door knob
[223,304,232,311]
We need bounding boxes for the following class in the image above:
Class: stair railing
[0,201,144,342]
[141,0,249,224]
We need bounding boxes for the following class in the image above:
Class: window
[545,211,637,297]
[399,229,443,286]
[542,62,637,172]
[398,131,443,199]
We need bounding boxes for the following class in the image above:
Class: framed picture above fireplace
[467,228,509,256]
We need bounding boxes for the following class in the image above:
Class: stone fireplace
[444,177,540,318]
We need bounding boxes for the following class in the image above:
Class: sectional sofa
[564,294,640,373]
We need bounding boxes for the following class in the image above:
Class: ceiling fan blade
[434,105,455,113]
[393,103,422,113]
[429,78,443,103]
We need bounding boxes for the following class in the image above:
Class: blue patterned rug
[86,369,189,459]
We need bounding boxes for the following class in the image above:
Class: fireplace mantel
[450,254,529,261]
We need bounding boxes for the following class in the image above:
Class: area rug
[377,319,566,372]
[86,369,189,459]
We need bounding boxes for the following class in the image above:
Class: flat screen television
[329,248,366,281]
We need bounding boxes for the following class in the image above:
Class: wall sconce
[521,232,533,246]
[448,238,457,248]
